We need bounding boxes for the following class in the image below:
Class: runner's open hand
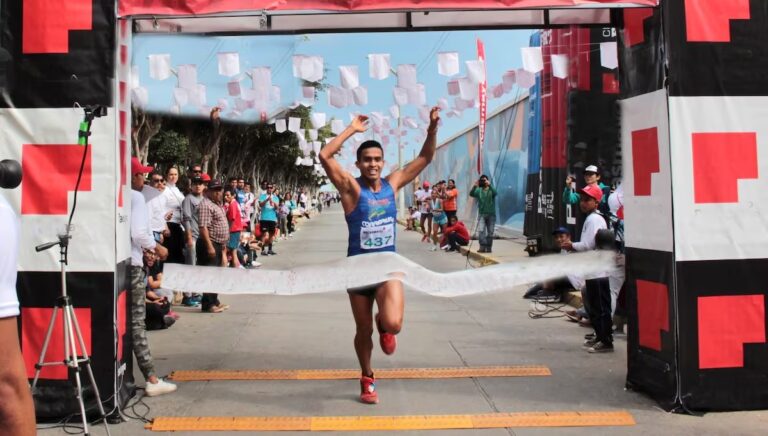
[350,115,369,133]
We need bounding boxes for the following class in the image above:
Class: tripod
[31,234,111,436]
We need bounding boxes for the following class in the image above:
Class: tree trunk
[131,107,162,163]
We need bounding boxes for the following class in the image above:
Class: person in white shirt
[162,167,186,264]
[561,184,612,353]
[0,193,35,435]
[130,157,176,396]
[142,173,169,244]
[414,181,432,242]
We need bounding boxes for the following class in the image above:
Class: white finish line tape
[163,251,614,298]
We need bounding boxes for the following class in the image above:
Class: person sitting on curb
[526,227,587,303]
[440,215,470,252]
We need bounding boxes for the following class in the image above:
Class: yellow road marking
[169,365,551,381]
[146,411,635,431]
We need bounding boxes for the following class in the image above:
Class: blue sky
[133,29,534,167]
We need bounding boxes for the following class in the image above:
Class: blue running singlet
[346,178,398,257]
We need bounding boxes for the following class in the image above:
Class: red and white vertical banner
[477,38,488,174]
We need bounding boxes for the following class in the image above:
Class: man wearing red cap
[130,157,177,395]
[561,183,612,353]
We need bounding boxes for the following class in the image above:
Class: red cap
[201,173,211,182]
[422,181,430,188]
[131,157,153,175]
[579,184,603,202]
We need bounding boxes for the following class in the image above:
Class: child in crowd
[223,189,244,268]
[144,251,177,330]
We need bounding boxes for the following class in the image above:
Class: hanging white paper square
[491,84,504,98]
[437,52,459,76]
[393,87,408,106]
[148,54,172,81]
[295,156,303,166]
[418,106,431,123]
[447,80,460,96]
[521,47,543,73]
[352,86,368,105]
[406,83,426,106]
[465,60,486,84]
[328,86,350,108]
[458,77,478,100]
[170,105,180,115]
[130,65,140,89]
[251,67,271,89]
[271,85,281,103]
[189,84,206,106]
[368,53,391,80]
[302,86,315,99]
[275,119,287,133]
[310,112,326,129]
[600,42,619,70]
[312,141,322,155]
[396,64,417,88]
[515,68,536,88]
[331,119,345,135]
[288,117,301,133]
[502,70,516,92]
[370,112,384,126]
[217,52,240,77]
[340,65,359,89]
[389,105,400,118]
[308,129,318,140]
[404,117,419,129]
[437,98,449,110]
[131,86,149,108]
[227,80,241,96]
[217,98,228,110]
[292,55,324,82]
[172,88,188,106]
[177,64,197,90]
[551,54,569,79]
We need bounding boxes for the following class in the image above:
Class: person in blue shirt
[258,183,280,256]
[319,107,440,405]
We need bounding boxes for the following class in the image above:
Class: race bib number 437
[360,224,394,250]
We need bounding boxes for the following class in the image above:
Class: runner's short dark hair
[357,140,383,162]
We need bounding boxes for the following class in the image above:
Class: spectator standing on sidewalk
[180,176,205,306]
[196,179,230,313]
[129,157,176,396]
[469,174,497,253]
[0,181,35,435]
[560,184,612,353]
[443,179,459,221]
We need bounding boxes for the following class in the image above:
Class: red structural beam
[119,0,658,17]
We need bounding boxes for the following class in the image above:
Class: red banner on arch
[119,0,658,17]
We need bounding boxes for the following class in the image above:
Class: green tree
[148,129,189,169]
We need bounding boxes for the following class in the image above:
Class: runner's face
[554,233,571,247]
[356,147,384,181]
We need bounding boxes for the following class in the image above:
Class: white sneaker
[145,378,177,397]
[251,261,262,268]
[441,245,450,250]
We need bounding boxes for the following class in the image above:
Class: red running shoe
[376,314,397,355]
[359,375,379,404]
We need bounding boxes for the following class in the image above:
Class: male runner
[319,107,440,404]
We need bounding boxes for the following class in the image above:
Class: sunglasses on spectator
[152,178,164,183]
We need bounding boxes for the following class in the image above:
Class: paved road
[42,206,766,435]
